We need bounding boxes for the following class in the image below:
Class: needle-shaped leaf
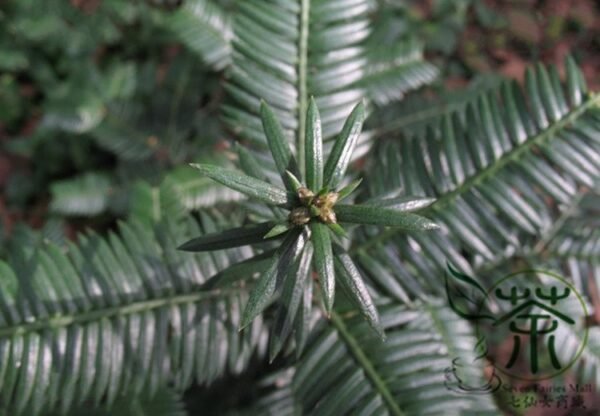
[334,248,384,339]
[191,164,291,206]
[327,222,348,239]
[240,229,309,330]
[236,143,269,182]
[337,178,363,201]
[310,222,335,314]
[306,97,323,190]
[260,101,300,190]
[365,196,436,211]
[269,242,314,361]
[178,222,278,252]
[264,223,291,239]
[323,101,366,189]
[335,204,439,231]
[201,250,276,289]
[285,170,303,192]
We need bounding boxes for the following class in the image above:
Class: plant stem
[0,288,242,338]
[330,312,405,416]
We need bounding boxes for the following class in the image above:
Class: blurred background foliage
[0,0,597,241]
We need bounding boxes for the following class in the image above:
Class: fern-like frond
[162,0,232,71]
[546,191,600,261]
[360,59,599,269]
[360,38,439,106]
[222,0,435,155]
[223,0,366,147]
[275,301,500,415]
[369,74,504,138]
[0,215,267,415]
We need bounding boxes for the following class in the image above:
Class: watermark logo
[443,264,593,412]
[445,264,588,381]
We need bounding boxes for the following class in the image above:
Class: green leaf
[201,250,276,289]
[358,38,439,106]
[236,143,269,181]
[365,196,436,211]
[305,97,323,190]
[260,101,299,190]
[269,243,314,361]
[360,59,600,258]
[335,204,439,231]
[327,222,348,239]
[291,303,501,415]
[163,0,232,70]
[285,170,303,192]
[333,249,384,339]
[323,101,366,189]
[337,178,363,201]
[241,229,309,329]
[190,163,291,206]
[178,221,277,252]
[310,222,335,314]
[264,223,291,239]
[0,214,268,413]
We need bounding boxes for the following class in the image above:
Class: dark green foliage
[335,204,439,230]
[189,164,293,207]
[323,101,366,189]
[1,0,242,219]
[162,0,232,70]
[0,214,266,415]
[182,101,438,357]
[292,303,500,415]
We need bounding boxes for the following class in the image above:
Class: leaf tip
[369,320,386,341]
[355,99,366,115]
[259,99,270,114]
[177,240,194,252]
[189,163,209,174]
[239,309,255,331]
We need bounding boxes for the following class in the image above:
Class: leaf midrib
[330,312,405,416]
[0,288,242,338]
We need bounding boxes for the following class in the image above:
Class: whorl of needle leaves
[179,98,439,360]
